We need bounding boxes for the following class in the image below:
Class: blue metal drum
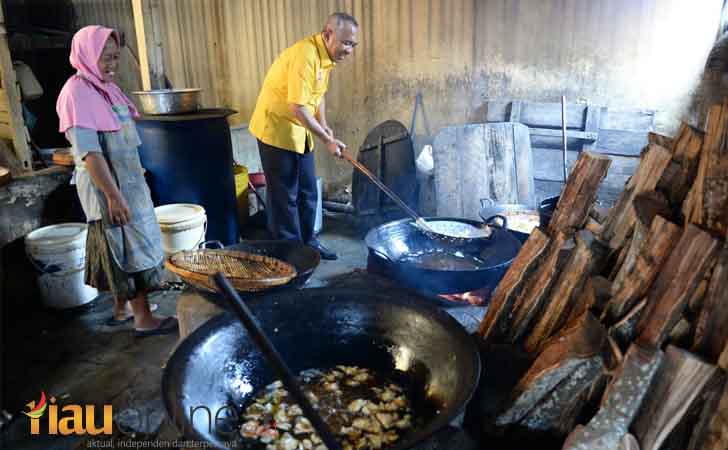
[135,109,240,245]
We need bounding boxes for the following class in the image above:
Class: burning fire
[438,286,491,306]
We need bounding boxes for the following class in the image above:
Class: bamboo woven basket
[165,249,297,292]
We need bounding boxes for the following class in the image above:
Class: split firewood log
[547,152,611,238]
[496,312,606,430]
[632,345,725,450]
[636,224,720,348]
[609,299,647,352]
[648,131,674,149]
[525,234,597,353]
[507,232,569,343]
[602,216,681,324]
[601,144,673,251]
[561,344,663,450]
[701,337,728,450]
[692,244,728,361]
[656,123,704,207]
[478,228,550,343]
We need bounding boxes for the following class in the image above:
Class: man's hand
[325,138,346,158]
[105,192,131,225]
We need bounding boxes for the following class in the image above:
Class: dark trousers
[257,139,318,243]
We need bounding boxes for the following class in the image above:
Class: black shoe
[308,241,338,260]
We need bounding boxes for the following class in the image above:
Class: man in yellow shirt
[249,12,359,260]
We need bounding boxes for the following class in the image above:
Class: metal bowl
[132,88,201,115]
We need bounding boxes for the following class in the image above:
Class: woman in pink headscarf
[57,25,177,337]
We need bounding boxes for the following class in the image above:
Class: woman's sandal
[104,303,159,327]
[134,317,179,338]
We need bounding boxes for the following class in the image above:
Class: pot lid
[155,204,206,224]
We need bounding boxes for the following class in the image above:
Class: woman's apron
[96,105,164,273]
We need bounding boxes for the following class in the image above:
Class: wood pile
[477,97,728,450]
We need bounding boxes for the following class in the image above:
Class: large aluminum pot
[132,88,201,115]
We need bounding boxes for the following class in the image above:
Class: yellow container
[233,164,249,225]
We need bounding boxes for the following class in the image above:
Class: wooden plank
[603,216,682,324]
[636,224,720,348]
[600,144,673,250]
[562,344,664,450]
[529,128,598,140]
[508,100,522,122]
[532,147,638,190]
[525,236,596,353]
[0,13,32,173]
[632,346,724,450]
[547,151,612,237]
[600,109,656,131]
[582,105,603,152]
[495,312,606,427]
[519,101,587,129]
[693,244,728,361]
[478,228,551,343]
[508,232,569,343]
[594,129,649,156]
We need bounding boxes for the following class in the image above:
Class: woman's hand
[105,192,131,225]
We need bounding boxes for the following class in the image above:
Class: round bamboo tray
[165,249,297,292]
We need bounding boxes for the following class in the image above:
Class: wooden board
[432,122,535,219]
[636,224,720,348]
[531,147,638,190]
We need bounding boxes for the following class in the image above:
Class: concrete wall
[76,0,723,193]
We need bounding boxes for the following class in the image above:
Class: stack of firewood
[477,97,728,450]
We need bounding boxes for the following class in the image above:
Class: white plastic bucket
[24,223,98,309]
[155,204,207,256]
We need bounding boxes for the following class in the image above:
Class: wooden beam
[0,7,32,173]
[131,0,166,90]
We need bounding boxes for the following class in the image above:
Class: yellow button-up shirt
[249,33,334,154]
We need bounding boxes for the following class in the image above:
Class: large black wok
[365,217,522,296]
[162,287,481,450]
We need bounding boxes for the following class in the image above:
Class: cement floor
[0,214,371,450]
[1,213,486,450]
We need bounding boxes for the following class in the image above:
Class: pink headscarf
[56,25,139,133]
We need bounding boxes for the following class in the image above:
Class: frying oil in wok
[397,250,486,271]
[239,366,416,450]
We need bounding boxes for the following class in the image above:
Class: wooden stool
[176,289,224,340]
